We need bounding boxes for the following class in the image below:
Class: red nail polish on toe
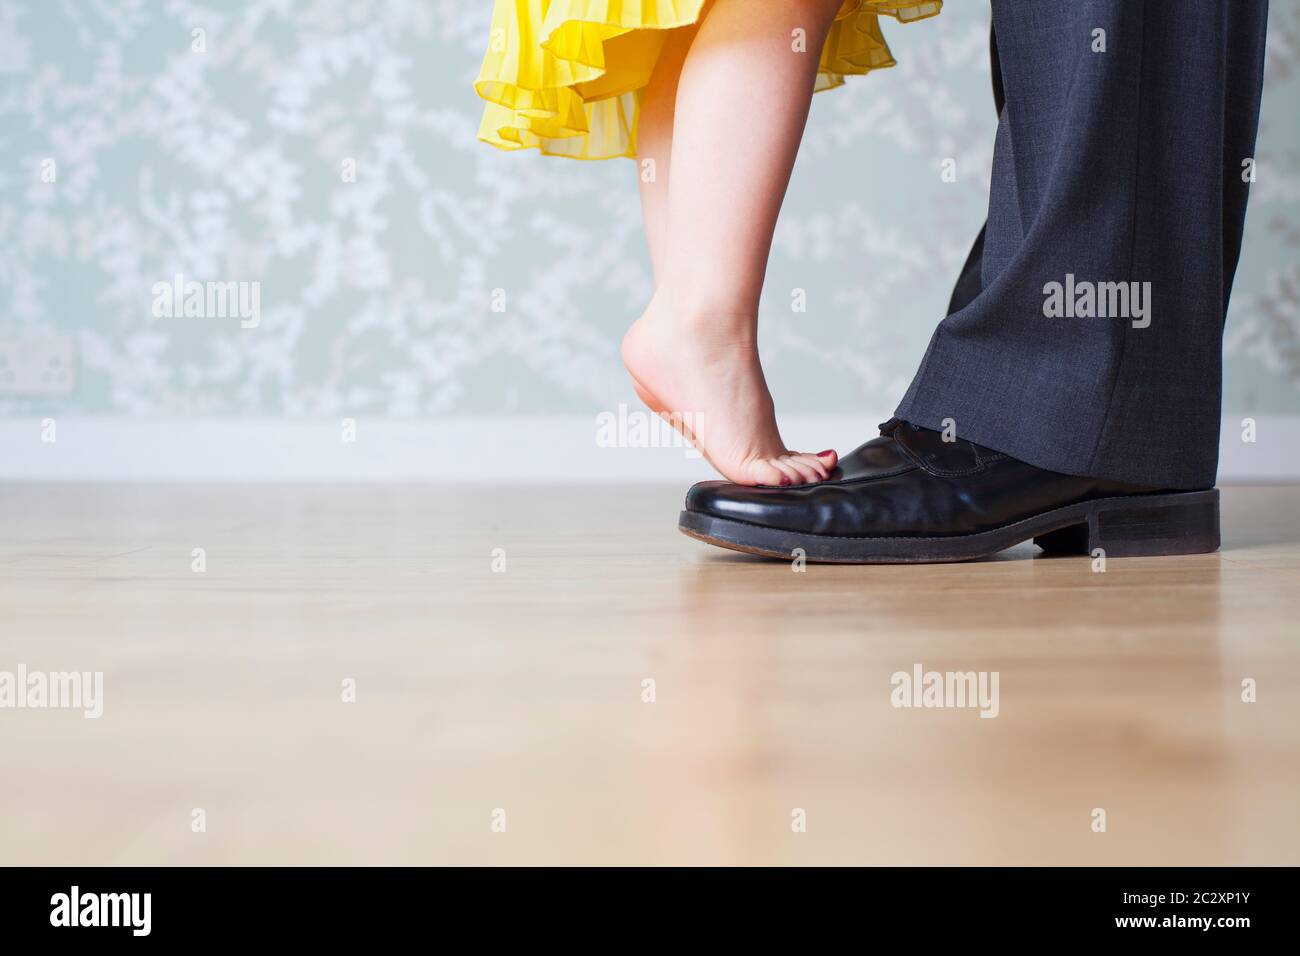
[779,475,791,486]
[817,450,835,458]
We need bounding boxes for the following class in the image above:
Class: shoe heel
[1033,522,1090,555]
[1035,490,1220,558]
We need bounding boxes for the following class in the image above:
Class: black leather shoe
[679,419,1220,563]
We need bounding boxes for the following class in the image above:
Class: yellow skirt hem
[475,0,941,161]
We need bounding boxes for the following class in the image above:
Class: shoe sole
[678,489,1220,564]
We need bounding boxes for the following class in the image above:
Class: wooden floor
[1,483,1298,866]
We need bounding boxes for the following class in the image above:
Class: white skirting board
[1,414,1297,482]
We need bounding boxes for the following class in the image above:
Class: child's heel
[1033,489,1220,558]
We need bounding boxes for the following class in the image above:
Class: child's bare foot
[621,294,837,486]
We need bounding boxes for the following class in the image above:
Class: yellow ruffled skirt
[475,0,942,160]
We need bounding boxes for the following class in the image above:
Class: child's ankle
[645,289,757,341]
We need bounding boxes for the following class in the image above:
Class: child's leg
[663,0,844,322]
[636,21,698,282]
[624,0,844,486]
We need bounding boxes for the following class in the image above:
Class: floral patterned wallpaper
[1,0,1296,418]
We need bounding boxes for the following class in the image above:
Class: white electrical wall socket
[0,334,78,395]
